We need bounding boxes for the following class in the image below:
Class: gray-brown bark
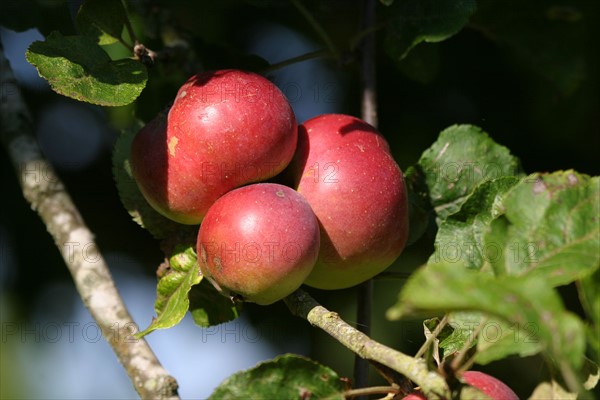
[0,45,179,400]
[285,289,450,398]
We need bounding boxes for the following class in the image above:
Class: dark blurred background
[1,0,598,398]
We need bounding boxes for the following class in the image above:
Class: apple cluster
[131,69,409,305]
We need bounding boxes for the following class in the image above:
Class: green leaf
[426,312,543,366]
[424,315,470,366]
[404,165,432,246]
[387,263,586,372]
[384,0,477,63]
[113,128,240,330]
[26,31,147,106]
[578,268,600,363]
[486,171,600,286]
[474,317,543,365]
[209,354,345,400]
[429,176,520,269]
[188,280,242,328]
[412,124,523,221]
[439,312,482,358]
[112,119,198,241]
[76,0,129,45]
[136,246,202,338]
[471,0,587,95]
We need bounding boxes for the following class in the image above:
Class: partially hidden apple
[289,114,409,290]
[462,371,519,400]
[197,183,320,305]
[131,69,297,224]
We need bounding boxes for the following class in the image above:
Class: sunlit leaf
[423,315,468,366]
[26,31,146,106]
[209,354,345,400]
[136,245,201,338]
[474,317,543,365]
[426,312,543,366]
[428,176,520,269]
[578,268,600,364]
[387,263,586,372]
[411,124,523,221]
[486,172,600,286]
[439,312,482,361]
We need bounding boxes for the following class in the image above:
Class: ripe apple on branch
[131,70,409,298]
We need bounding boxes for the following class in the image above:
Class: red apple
[462,371,518,400]
[287,114,391,185]
[197,183,320,305]
[131,69,297,224]
[290,115,409,289]
[299,113,390,156]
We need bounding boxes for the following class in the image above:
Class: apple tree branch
[0,44,179,400]
[285,289,450,399]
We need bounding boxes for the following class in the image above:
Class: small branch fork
[285,290,450,399]
[0,45,179,399]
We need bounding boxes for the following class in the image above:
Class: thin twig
[344,385,401,398]
[285,289,449,399]
[0,46,179,400]
[289,0,338,57]
[261,49,333,75]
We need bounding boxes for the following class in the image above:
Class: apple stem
[285,289,450,398]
